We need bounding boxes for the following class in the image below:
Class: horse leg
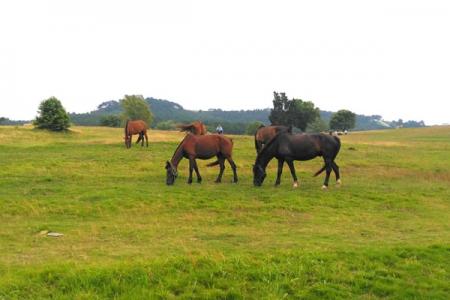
[322,158,333,189]
[145,132,149,147]
[187,158,194,184]
[215,157,226,183]
[332,161,341,185]
[136,133,142,145]
[275,158,284,186]
[192,159,202,183]
[128,135,132,148]
[286,160,299,188]
[226,157,238,183]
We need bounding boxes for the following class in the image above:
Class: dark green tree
[329,109,356,131]
[307,117,329,133]
[269,92,320,131]
[120,95,153,125]
[33,97,70,131]
[245,121,265,135]
[269,92,290,125]
[100,115,121,127]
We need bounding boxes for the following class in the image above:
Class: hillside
[68,97,425,132]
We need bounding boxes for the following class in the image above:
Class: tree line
[9,93,425,134]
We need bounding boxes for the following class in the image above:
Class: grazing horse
[165,134,238,185]
[177,120,207,135]
[124,120,148,148]
[253,132,341,189]
[254,125,292,153]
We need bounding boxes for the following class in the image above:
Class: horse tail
[333,135,341,158]
[177,124,194,133]
[124,119,129,136]
[254,125,264,152]
[313,165,326,177]
[206,160,220,167]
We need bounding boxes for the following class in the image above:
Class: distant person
[216,124,223,134]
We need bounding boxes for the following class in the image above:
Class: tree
[329,109,356,131]
[100,115,121,127]
[307,117,329,133]
[33,97,70,131]
[245,121,265,135]
[269,92,320,131]
[0,117,7,124]
[120,95,153,125]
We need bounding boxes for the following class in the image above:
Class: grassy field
[0,125,449,299]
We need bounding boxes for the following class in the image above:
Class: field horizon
[1,125,449,299]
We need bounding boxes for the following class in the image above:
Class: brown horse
[124,120,148,148]
[177,120,207,135]
[165,134,238,185]
[254,125,291,153]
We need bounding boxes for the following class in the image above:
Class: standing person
[216,124,223,134]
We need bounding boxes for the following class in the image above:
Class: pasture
[0,125,449,299]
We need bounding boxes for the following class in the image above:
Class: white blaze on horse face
[293,181,299,188]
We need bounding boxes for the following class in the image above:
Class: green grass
[0,125,449,299]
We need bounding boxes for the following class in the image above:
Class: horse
[165,133,238,185]
[254,125,292,153]
[124,120,148,148]
[253,132,341,189]
[177,120,207,135]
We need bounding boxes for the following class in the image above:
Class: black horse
[253,132,341,189]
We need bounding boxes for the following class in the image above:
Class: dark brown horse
[165,134,238,185]
[177,120,207,135]
[254,125,292,153]
[124,120,148,148]
[253,132,341,189]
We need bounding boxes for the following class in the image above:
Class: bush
[33,97,70,131]
[100,115,122,127]
[155,120,177,130]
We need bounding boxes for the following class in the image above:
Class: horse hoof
[322,185,328,190]
[214,180,221,184]
[293,182,299,188]
[187,180,193,184]
[336,179,342,185]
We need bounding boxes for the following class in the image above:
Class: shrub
[33,97,70,131]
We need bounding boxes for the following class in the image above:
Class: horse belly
[194,145,217,159]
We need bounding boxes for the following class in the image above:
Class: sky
[1,0,449,125]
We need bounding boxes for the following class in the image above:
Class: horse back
[126,120,148,134]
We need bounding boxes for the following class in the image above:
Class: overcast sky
[1,0,449,124]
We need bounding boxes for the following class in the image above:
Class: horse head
[252,163,266,186]
[165,161,178,185]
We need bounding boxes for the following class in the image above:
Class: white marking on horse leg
[322,185,328,190]
[336,179,342,185]
[293,181,299,188]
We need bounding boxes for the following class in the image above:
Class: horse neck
[170,135,190,167]
[256,138,277,168]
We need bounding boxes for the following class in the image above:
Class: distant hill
[68,97,425,134]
